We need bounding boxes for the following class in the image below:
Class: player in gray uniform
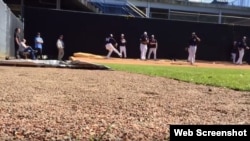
[119,33,127,58]
[140,31,149,60]
[105,34,122,58]
[147,34,158,60]
[236,36,249,65]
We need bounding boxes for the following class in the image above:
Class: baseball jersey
[119,37,126,46]
[149,38,157,48]
[140,34,149,45]
[238,40,247,49]
[105,37,117,46]
[189,36,199,46]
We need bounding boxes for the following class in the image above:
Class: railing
[79,0,250,26]
[126,1,147,17]
[78,0,101,13]
[87,0,147,17]
[134,0,250,8]
[230,0,250,7]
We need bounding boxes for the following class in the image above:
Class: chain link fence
[0,0,23,58]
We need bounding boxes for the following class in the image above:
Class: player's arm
[39,38,44,43]
[35,38,39,44]
[196,35,201,42]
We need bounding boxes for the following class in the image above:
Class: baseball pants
[189,45,197,64]
[106,43,121,58]
[187,47,191,62]
[140,44,148,60]
[119,46,127,58]
[236,49,244,64]
[147,48,157,59]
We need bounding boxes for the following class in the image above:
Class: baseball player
[188,32,201,65]
[139,31,149,60]
[231,41,238,64]
[119,33,127,58]
[147,34,158,60]
[236,36,249,65]
[105,34,122,58]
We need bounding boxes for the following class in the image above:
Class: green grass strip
[104,63,250,91]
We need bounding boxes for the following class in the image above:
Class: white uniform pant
[119,46,127,58]
[140,43,148,60]
[231,53,236,64]
[187,47,191,61]
[148,47,157,59]
[105,43,121,58]
[236,49,244,64]
[189,45,197,64]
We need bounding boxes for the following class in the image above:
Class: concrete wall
[0,0,23,58]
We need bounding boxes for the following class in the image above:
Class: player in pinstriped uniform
[105,34,122,59]
[140,31,149,60]
[147,34,158,60]
[119,33,127,58]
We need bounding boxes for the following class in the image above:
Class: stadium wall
[0,1,23,58]
[24,7,250,62]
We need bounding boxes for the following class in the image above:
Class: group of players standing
[105,31,249,65]
[104,31,158,60]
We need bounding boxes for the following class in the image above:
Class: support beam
[21,0,24,22]
[218,10,222,24]
[146,1,150,18]
[56,0,61,9]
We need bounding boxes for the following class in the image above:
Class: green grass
[104,63,250,91]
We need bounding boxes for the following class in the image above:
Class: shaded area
[23,7,250,62]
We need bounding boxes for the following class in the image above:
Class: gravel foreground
[0,66,249,141]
